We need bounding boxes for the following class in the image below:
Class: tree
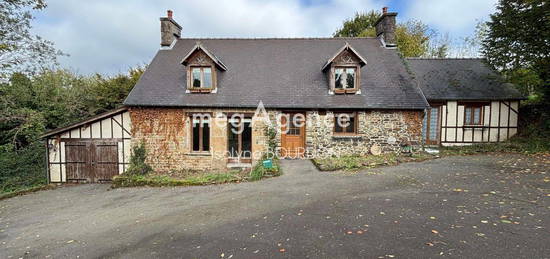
[333,11,379,38]
[482,0,549,102]
[0,67,143,193]
[0,0,64,78]
[333,11,435,57]
[394,20,431,58]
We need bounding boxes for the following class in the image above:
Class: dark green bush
[125,141,153,175]
[0,142,47,193]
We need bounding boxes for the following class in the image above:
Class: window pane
[203,67,212,88]
[465,108,472,125]
[202,121,210,151]
[346,68,355,89]
[334,123,343,133]
[228,123,238,157]
[192,121,200,151]
[429,108,439,140]
[473,107,481,124]
[334,68,344,89]
[192,68,201,88]
[335,113,354,133]
[345,116,355,133]
[242,122,252,157]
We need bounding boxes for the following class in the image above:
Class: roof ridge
[406,57,485,60]
[178,37,378,40]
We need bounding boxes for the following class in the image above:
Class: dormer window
[181,43,227,93]
[191,67,213,89]
[322,42,366,95]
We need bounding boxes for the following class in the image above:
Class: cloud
[403,0,497,34]
[30,0,496,74]
[30,0,387,74]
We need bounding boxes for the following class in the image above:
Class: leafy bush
[125,141,153,175]
[249,157,281,181]
[0,68,144,194]
[0,142,47,193]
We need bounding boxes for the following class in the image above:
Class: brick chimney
[160,10,182,47]
[374,7,397,48]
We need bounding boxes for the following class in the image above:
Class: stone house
[42,8,523,183]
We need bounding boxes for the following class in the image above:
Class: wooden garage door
[65,140,119,183]
[65,142,91,182]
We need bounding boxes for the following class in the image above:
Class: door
[423,106,441,145]
[228,118,252,163]
[65,140,119,183]
[280,112,306,158]
[93,141,119,182]
[65,141,92,182]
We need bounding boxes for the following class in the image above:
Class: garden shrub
[125,141,153,175]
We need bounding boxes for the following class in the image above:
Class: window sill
[333,89,358,94]
[188,88,214,93]
[186,152,211,156]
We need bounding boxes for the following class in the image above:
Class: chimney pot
[382,7,388,14]
[167,10,173,19]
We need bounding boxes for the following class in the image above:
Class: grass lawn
[0,184,57,201]
[312,152,436,171]
[440,136,550,156]
[112,159,282,188]
[313,135,549,172]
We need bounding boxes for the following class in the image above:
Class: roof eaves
[321,42,368,71]
[180,43,228,71]
[41,107,128,138]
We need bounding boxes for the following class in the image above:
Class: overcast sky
[31,0,498,75]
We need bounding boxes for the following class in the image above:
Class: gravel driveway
[1,154,549,258]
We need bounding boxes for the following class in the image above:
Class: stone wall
[129,107,422,172]
[305,110,423,157]
[129,107,271,173]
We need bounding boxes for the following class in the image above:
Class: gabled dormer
[181,43,227,93]
[322,42,367,94]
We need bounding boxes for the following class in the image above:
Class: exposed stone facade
[304,110,422,157]
[129,107,422,172]
[130,107,270,173]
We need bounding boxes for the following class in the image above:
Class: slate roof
[124,38,429,109]
[406,58,525,101]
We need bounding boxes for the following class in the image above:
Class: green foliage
[0,0,64,78]
[394,20,431,57]
[482,0,550,103]
[265,126,277,154]
[440,136,550,156]
[333,11,380,38]
[0,67,144,193]
[333,10,436,57]
[249,156,281,181]
[125,141,153,176]
[313,153,398,171]
[0,142,46,193]
[508,68,544,103]
[311,153,435,171]
[112,171,241,188]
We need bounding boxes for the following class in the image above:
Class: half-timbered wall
[438,100,519,146]
[46,111,132,183]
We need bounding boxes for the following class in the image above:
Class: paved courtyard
[1,154,549,258]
